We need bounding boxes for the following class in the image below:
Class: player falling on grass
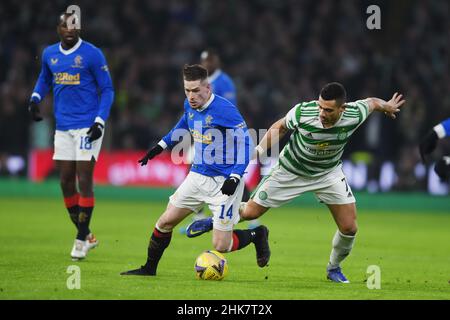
[188,82,405,283]
[419,117,450,182]
[120,64,270,276]
[29,12,114,260]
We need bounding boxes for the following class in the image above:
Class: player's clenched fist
[87,122,104,142]
[28,101,43,122]
[138,145,164,166]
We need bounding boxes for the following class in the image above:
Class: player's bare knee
[156,217,176,232]
[213,239,230,253]
[240,209,254,220]
[60,177,74,189]
[340,225,358,236]
[156,221,174,232]
[77,174,93,190]
[59,175,76,193]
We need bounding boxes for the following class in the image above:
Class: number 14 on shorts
[219,205,233,220]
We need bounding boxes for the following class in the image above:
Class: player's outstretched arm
[366,92,406,119]
[254,117,289,159]
[138,113,189,166]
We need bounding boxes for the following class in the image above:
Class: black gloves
[221,176,240,196]
[419,130,438,163]
[435,157,450,182]
[28,101,43,122]
[138,145,164,166]
[87,122,104,143]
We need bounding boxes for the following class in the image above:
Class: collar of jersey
[196,94,215,112]
[208,69,222,83]
[59,38,83,55]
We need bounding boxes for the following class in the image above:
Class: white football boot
[71,239,86,261]
[83,233,99,255]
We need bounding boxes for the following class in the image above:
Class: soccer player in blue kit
[419,117,450,181]
[179,49,260,235]
[121,65,270,276]
[29,12,114,260]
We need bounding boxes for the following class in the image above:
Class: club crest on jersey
[205,115,213,127]
[51,58,58,65]
[72,55,84,68]
[337,129,348,141]
[188,113,194,120]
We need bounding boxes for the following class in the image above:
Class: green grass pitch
[0,195,449,300]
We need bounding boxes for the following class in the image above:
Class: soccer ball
[194,250,229,280]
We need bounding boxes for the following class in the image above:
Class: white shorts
[53,128,103,161]
[169,171,245,232]
[251,163,356,207]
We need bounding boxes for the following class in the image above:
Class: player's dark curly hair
[183,64,208,81]
[320,82,347,105]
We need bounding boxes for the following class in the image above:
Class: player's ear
[337,100,346,111]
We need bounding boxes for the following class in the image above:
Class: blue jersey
[209,70,237,106]
[161,94,252,178]
[31,38,114,130]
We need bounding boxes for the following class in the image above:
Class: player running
[120,64,270,276]
[187,82,405,283]
[29,12,114,260]
[419,117,450,181]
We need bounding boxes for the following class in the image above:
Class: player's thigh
[241,199,270,220]
[76,159,96,180]
[156,203,193,231]
[56,160,77,179]
[211,229,233,253]
[169,172,205,214]
[327,203,358,235]
[75,159,96,194]
[56,160,77,196]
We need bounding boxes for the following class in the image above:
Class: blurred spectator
[0,0,448,188]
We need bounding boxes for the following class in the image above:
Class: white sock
[327,230,355,270]
[227,238,234,252]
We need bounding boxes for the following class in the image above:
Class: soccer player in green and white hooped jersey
[189,82,405,283]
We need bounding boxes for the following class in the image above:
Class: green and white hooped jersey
[281,99,371,177]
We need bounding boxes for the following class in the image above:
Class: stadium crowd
[0,0,448,190]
